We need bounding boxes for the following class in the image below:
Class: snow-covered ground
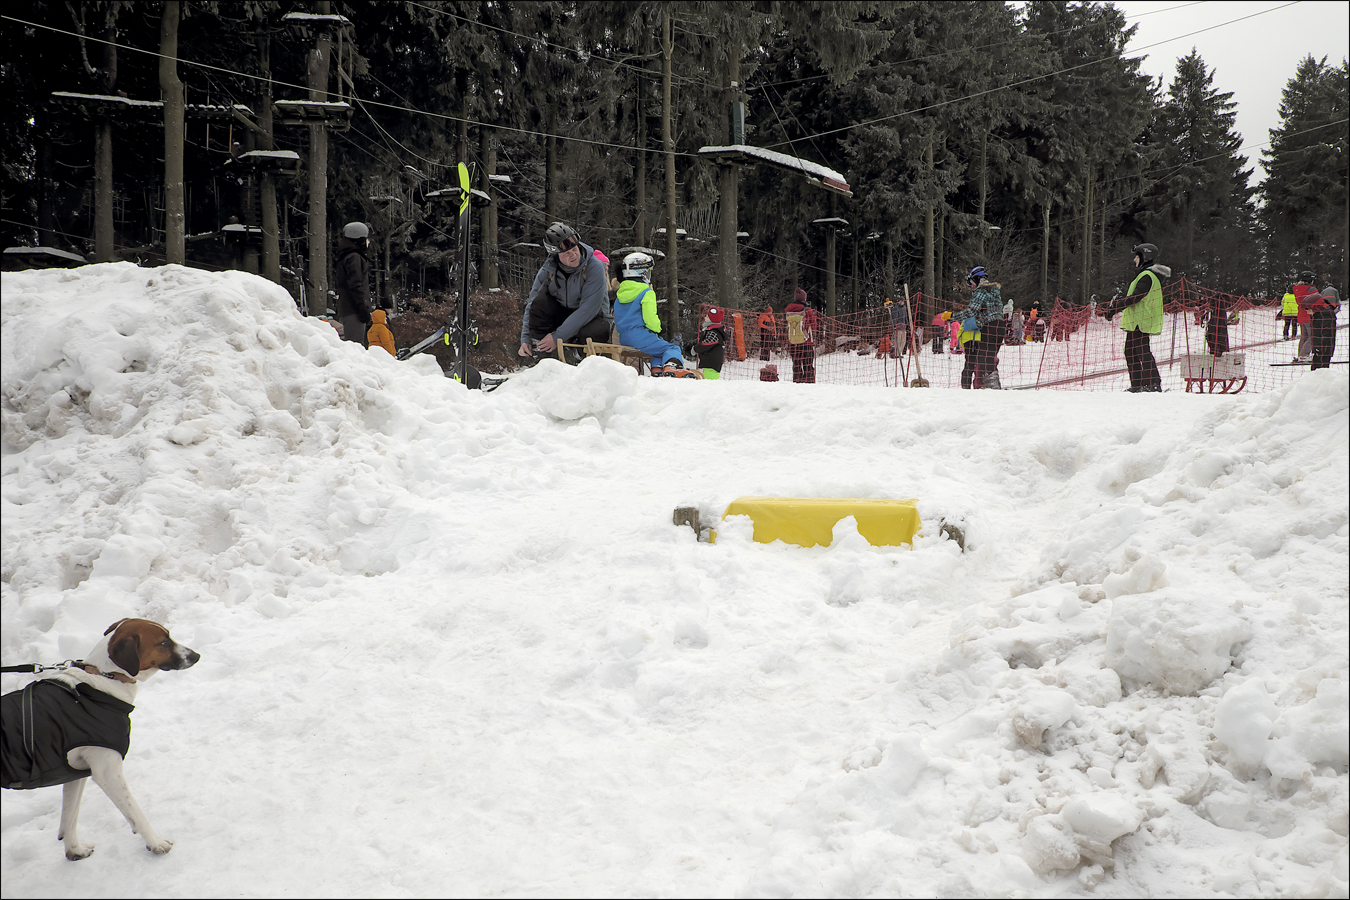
[2,264,1346,898]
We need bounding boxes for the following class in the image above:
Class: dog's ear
[104,618,129,636]
[108,630,142,676]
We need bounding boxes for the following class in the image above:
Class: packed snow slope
[2,264,1347,899]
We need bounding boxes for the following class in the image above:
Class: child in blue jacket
[612,252,688,375]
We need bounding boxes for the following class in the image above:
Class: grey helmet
[621,251,654,281]
[1133,243,1158,266]
[543,222,580,256]
[342,222,369,240]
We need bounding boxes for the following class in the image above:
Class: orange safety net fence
[694,279,1345,392]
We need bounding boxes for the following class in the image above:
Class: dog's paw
[145,836,173,855]
[64,842,95,860]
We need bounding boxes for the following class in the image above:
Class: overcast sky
[1109,0,1349,184]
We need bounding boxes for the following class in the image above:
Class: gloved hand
[940,311,952,322]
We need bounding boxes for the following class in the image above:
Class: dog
[2,618,200,859]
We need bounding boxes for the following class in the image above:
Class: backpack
[787,313,806,345]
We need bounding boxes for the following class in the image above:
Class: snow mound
[1214,675,1349,781]
[1265,677,1350,780]
[502,355,638,422]
[1,264,509,612]
[1105,588,1252,695]
[1023,793,1144,876]
[1214,678,1280,768]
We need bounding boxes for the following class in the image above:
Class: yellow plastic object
[718,497,921,548]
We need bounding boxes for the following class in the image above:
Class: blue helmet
[967,266,988,286]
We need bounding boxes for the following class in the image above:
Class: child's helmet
[1298,270,1316,283]
[342,222,369,239]
[967,266,988,286]
[1133,243,1158,266]
[544,222,580,255]
[622,251,654,281]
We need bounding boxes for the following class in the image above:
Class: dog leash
[2,660,84,674]
[4,660,131,683]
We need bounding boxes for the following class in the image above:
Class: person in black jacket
[335,222,373,346]
[1203,294,1231,358]
[693,307,727,378]
[1305,280,1341,371]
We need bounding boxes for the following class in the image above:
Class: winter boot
[983,370,1002,390]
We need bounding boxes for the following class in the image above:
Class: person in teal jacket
[612,252,687,375]
[1102,243,1170,392]
[942,266,1008,389]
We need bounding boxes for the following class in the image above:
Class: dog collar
[81,663,136,685]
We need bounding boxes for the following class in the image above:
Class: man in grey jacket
[518,222,611,358]
[335,222,373,347]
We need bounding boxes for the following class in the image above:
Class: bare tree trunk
[936,209,945,302]
[718,50,739,310]
[1041,202,1050,303]
[923,142,934,306]
[977,130,988,257]
[662,9,679,339]
[545,106,557,223]
[851,226,858,314]
[456,71,469,164]
[94,122,114,262]
[481,128,498,289]
[1080,158,1092,304]
[886,243,895,297]
[258,34,280,284]
[716,52,740,309]
[1098,196,1106,303]
[1056,212,1065,301]
[36,104,56,247]
[92,13,118,263]
[384,225,392,308]
[306,12,332,314]
[160,1,185,266]
[825,225,836,317]
[1186,196,1194,273]
[635,63,647,246]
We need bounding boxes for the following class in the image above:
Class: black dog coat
[2,679,134,790]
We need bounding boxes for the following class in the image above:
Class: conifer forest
[2,1,1346,324]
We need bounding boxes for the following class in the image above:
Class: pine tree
[1021,0,1153,304]
[1140,49,1256,290]
[1260,55,1349,288]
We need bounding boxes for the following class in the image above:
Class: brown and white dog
[0,618,200,859]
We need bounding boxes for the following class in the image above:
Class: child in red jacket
[694,307,727,379]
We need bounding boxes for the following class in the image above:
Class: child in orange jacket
[367,309,396,356]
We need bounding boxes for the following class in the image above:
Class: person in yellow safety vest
[1280,288,1299,341]
[366,308,396,356]
[1101,242,1170,392]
